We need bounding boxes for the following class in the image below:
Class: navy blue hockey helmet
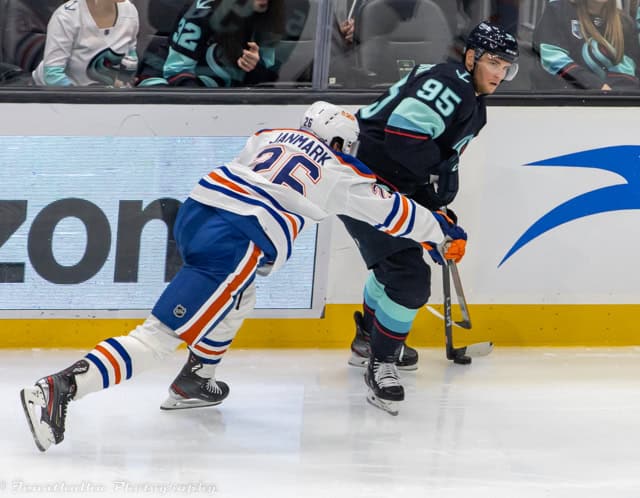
[465,21,519,80]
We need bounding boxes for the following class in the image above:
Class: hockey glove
[422,210,467,265]
[411,153,460,210]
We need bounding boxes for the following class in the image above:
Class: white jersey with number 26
[189,128,446,271]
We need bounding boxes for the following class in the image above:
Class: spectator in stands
[32,0,140,87]
[459,0,520,36]
[533,0,640,90]
[140,0,285,87]
[328,0,358,86]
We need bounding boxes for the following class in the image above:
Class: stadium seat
[0,0,5,62]
[271,0,318,85]
[431,0,460,38]
[354,0,453,86]
[1,0,62,72]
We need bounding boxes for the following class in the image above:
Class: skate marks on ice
[5,348,640,497]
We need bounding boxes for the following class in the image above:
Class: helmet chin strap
[463,49,482,92]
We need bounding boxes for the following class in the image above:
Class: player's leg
[339,215,421,370]
[20,315,183,452]
[20,202,265,450]
[151,203,265,410]
[160,280,257,410]
[364,247,430,414]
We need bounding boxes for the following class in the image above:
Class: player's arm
[40,9,77,86]
[128,7,140,60]
[381,71,466,181]
[337,180,466,263]
[326,154,465,256]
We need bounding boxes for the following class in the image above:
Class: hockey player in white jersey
[32,0,139,87]
[20,102,468,452]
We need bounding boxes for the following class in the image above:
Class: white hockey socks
[74,315,183,399]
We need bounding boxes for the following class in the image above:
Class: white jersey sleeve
[322,152,445,245]
[189,128,446,270]
[33,2,79,86]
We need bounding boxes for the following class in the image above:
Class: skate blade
[349,352,417,372]
[396,362,418,372]
[20,387,55,452]
[366,390,399,416]
[160,393,223,411]
[348,352,368,368]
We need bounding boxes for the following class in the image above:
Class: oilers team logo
[173,304,187,318]
[499,146,640,267]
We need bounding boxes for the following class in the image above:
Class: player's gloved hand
[422,210,467,265]
[412,152,460,209]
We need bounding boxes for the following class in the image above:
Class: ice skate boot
[364,357,404,416]
[160,352,229,410]
[348,311,419,370]
[20,359,89,452]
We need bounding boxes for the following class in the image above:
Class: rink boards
[0,103,638,347]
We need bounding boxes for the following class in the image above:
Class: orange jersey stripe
[386,196,410,235]
[281,212,299,238]
[208,171,249,195]
[209,169,299,238]
[335,153,377,180]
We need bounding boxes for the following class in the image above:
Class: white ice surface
[3,348,640,497]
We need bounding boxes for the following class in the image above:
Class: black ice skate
[364,357,404,416]
[160,352,229,410]
[20,359,89,452]
[348,311,419,370]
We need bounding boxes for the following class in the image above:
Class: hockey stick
[425,304,466,328]
[442,260,493,364]
[449,261,471,329]
[347,0,358,20]
[425,260,471,329]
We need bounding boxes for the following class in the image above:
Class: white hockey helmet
[300,101,360,155]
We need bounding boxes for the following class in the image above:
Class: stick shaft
[347,0,358,20]
[443,260,454,359]
[450,261,471,327]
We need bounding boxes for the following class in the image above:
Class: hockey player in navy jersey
[20,101,468,451]
[341,22,519,373]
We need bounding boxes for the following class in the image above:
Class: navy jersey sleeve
[381,64,476,178]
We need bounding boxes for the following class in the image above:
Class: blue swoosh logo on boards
[499,145,640,266]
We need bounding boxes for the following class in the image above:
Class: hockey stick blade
[425,305,471,329]
[461,341,494,357]
[448,342,493,364]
